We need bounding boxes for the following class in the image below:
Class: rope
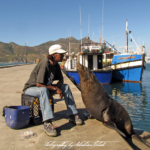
[129,34,141,52]
[114,35,125,44]
[104,33,124,40]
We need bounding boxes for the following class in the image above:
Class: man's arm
[36,79,64,98]
[36,82,56,91]
[54,79,64,88]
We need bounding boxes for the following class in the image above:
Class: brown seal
[77,63,150,148]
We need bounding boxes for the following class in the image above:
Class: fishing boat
[64,42,113,85]
[110,53,145,82]
[64,6,112,85]
[104,20,145,83]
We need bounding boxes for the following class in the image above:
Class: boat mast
[69,29,71,59]
[88,14,90,43]
[126,20,128,53]
[102,0,104,42]
[99,28,101,45]
[142,41,145,53]
[79,5,82,52]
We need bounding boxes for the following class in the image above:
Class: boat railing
[80,43,106,52]
[116,45,144,54]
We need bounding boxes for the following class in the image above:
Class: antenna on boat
[88,14,90,43]
[126,20,129,53]
[68,28,71,59]
[142,41,145,53]
[93,32,95,42]
[69,29,71,59]
[79,5,82,52]
[102,0,104,42]
[99,28,101,45]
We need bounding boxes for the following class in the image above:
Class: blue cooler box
[5,106,30,129]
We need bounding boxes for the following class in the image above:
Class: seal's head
[77,63,92,82]
[77,63,84,72]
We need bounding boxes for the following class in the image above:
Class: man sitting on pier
[23,44,82,137]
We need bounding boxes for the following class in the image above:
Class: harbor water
[0,62,34,67]
[104,63,150,133]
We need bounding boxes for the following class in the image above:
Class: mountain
[0,36,92,62]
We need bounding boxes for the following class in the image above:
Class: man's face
[53,53,64,62]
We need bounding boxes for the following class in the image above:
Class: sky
[0,0,150,55]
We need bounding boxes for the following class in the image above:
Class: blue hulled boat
[67,61,112,85]
[104,20,145,83]
[111,54,144,82]
[64,43,113,85]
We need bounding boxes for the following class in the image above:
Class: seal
[77,63,150,148]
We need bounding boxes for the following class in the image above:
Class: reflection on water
[103,63,150,132]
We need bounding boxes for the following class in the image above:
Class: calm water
[103,63,150,132]
[0,62,34,66]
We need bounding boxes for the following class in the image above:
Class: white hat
[49,44,67,55]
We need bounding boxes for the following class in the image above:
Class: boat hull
[111,54,144,83]
[67,70,112,85]
[112,67,143,82]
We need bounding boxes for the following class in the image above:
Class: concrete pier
[0,64,150,150]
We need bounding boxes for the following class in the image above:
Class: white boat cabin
[65,43,104,70]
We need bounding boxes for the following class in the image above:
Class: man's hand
[49,90,56,98]
[56,87,63,99]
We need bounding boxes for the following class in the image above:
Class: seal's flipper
[83,113,95,119]
[132,134,150,148]
[103,122,126,137]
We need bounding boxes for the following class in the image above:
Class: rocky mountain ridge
[0,36,90,62]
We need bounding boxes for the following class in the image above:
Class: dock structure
[0,64,150,150]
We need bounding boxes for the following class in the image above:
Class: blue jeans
[24,84,78,121]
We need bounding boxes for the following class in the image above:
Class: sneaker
[44,122,57,137]
[69,114,82,125]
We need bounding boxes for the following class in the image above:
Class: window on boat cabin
[88,55,93,70]
[97,55,102,69]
